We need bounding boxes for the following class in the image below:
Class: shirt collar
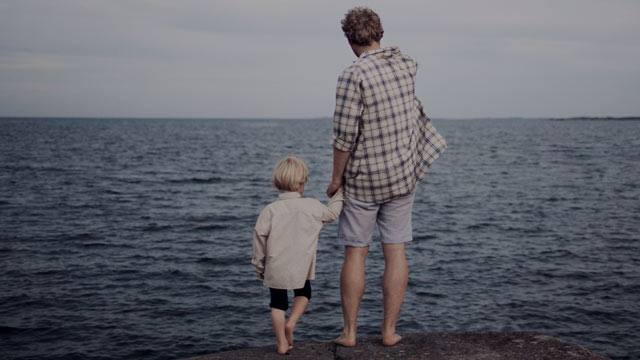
[277,191,301,201]
[359,46,400,59]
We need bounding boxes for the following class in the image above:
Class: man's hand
[256,272,264,280]
[326,179,343,198]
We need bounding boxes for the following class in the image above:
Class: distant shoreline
[550,116,640,121]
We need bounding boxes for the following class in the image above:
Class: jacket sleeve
[320,187,344,223]
[251,208,271,274]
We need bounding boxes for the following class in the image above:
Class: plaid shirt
[331,46,447,203]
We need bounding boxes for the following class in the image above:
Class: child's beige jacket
[252,188,344,289]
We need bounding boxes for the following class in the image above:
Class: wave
[140,223,174,232]
[196,256,244,266]
[167,177,223,184]
[193,224,229,231]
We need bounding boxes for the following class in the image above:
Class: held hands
[256,272,264,280]
[326,179,343,198]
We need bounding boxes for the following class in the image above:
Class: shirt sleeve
[251,207,271,274]
[331,69,363,152]
[319,187,344,223]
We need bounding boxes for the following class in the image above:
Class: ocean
[1,117,638,359]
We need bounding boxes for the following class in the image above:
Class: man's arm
[326,148,350,197]
[328,68,362,197]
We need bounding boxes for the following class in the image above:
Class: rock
[182,341,334,360]
[182,332,610,360]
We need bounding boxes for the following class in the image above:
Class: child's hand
[256,272,264,280]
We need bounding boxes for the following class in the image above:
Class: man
[326,7,446,347]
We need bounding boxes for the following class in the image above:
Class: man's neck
[350,41,381,57]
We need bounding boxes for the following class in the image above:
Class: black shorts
[269,280,312,311]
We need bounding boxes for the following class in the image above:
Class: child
[252,156,344,354]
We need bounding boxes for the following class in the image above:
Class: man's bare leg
[285,296,309,349]
[335,245,369,347]
[381,243,408,346]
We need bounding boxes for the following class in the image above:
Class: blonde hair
[340,7,384,46]
[271,156,308,193]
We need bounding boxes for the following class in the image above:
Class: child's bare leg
[285,296,309,348]
[270,308,289,354]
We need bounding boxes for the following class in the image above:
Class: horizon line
[1,115,639,121]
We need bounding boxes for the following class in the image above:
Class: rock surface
[182,331,610,359]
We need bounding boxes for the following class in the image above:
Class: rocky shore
[182,331,610,359]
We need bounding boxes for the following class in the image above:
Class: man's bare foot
[285,323,294,349]
[334,332,356,347]
[381,333,402,346]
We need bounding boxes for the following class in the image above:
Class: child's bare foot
[334,332,356,347]
[276,339,289,355]
[285,323,294,349]
[381,333,402,346]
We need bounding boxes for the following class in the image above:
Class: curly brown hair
[340,7,384,46]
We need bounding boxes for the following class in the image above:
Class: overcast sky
[1,0,639,118]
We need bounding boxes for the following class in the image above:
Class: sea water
[1,118,639,359]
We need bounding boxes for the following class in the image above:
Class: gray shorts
[338,190,416,247]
